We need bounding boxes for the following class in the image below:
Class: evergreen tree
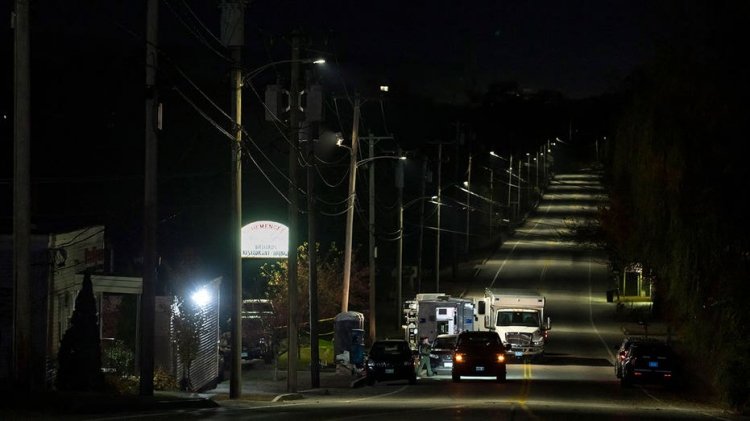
[56,272,104,391]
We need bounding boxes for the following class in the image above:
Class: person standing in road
[417,337,434,377]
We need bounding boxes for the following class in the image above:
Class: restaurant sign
[241,221,289,259]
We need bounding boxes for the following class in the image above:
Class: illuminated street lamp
[191,287,211,308]
[242,58,325,84]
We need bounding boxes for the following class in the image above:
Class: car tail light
[634,372,642,376]
[496,354,506,363]
[454,353,465,363]
[664,373,672,378]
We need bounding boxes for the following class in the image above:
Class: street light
[242,58,326,84]
[340,140,406,314]
[191,288,211,308]
[490,151,514,224]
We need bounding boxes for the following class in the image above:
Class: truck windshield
[497,311,539,327]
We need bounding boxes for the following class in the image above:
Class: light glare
[191,288,211,307]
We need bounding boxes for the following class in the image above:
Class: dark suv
[452,331,511,382]
[620,341,677,387]
[366,339,417,385]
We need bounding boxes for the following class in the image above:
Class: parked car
[620,341,677,387]
[614,336,661,378]
[430,334,458,374]
[366,339,417,385]
[452,331,511,382]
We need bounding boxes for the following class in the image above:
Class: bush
[102,340,135,376]
[719,358,749,413]
[154,368,178,391]
[103,373,139,395]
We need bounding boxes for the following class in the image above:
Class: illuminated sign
[241,221,289,259]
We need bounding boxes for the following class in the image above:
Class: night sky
[2,0,658,290]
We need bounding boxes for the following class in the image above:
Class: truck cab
[476,288,550,360]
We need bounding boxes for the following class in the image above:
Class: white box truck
[476,288,550,360]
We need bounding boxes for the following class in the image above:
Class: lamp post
[464,155,472,254]
[436,144,443,292]
[490,151,511,224]
[340,139,406,314]
[396,193,435,326]
[341,98,359,313]
[526,153,531,208]
[395,147,404,331]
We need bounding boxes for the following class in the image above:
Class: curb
[350,376,368,388]
[271,393,304,402]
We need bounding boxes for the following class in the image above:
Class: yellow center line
[516,361,541,420]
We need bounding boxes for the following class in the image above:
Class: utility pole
[452,124,461,280]
[464,155,471,254]
[368,133,377,344]
[13,0,31,393]
[306,127,319,387]
[435,144,442,292]
[305,77,320,389]
[140,0,159,397]
[395,146,404,331]
[488,168,493,235]
[220,0,245,399]
[542,144,547,186]
[517,162,521,217]
[341,97,360,313]
[286,31,301,393]
[506,155,513,222]
[416,159,427,293]
[526,153,531,207]
[535,152,539,192]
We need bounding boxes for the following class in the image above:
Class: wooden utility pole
[13,0,32,392]
[488,168,494,235]
[341,98,360,313]
[464,155,471,254]
[435,144,442,292]
[220,0,246,399]
[395,146,404,330]
[507,155,513,221]
[368,134,376,344]
[287,32,301,393]
[306,99,320,388]
[416,159,427,293]
[140,0,158,396]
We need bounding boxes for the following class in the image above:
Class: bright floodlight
[431,195,438,200]
[380,85,389,92]
[399,156,407,160]
[191,288,211,307]
[313,58,326,64]
[463,181,469,187]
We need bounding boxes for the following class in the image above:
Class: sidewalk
[0,388,218,417]
[206,360,364,403]
[0,363,361,417]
